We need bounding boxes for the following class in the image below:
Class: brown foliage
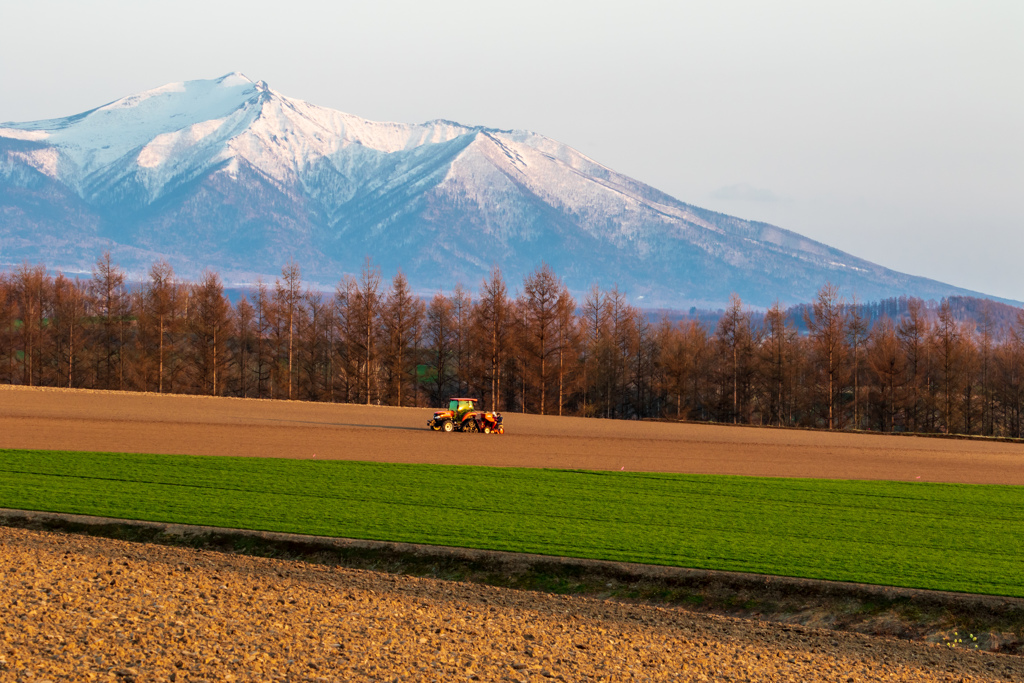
[4,257,1024,437]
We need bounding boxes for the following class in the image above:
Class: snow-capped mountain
[0,73,999,307]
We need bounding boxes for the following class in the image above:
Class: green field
[1,448,1022,597]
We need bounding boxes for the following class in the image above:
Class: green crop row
[1,449,1022,597]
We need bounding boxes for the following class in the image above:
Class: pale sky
[2,0,1022,300]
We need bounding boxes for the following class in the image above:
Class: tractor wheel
[483,425,492,434]
[441,419,455,433]
[465,420,478,433]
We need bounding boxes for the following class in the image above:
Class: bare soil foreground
[3,527,1022,683]
[2,385,1023,484]
[3,385,1024,678]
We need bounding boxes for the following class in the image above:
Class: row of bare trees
[685,285,1024,437]
[3,255,1024,437]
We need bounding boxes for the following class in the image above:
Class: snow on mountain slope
[1,73,475,198]
[9,74,257,183]
[0,74,1004,308]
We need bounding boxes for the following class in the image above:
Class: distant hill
[788,295,1022,335]
[660,295,1022,336]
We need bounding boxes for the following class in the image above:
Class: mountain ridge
[0,73,1012,308]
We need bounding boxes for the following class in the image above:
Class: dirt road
[1,385,1022,484]
[3,526,1019,682]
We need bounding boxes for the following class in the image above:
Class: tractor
[428,397,504,434]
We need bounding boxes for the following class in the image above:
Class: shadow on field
[256,418,423,432]
[2,508,1022,655]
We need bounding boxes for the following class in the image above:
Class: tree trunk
[68,318,74,389]
[159,316,164,393]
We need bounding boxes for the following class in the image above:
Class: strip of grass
[1,448,1022,597]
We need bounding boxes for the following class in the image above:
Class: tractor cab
[448,398,479,421]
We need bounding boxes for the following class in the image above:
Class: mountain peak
[0,75,1007,308]
[216,72,255,86]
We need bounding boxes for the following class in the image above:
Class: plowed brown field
[1,385,1022,484]
[4,526,1021,682]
